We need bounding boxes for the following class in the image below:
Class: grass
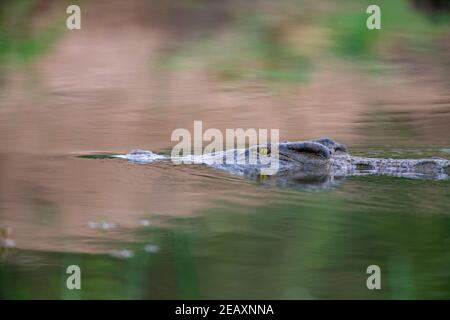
[328,0,450,60]
[160,0,449,84]
[0,0,65,65]
[160,12,313,85]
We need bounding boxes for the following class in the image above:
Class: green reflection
[1,176,449,299]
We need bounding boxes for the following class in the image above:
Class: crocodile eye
[258,146,271,155]
[444,165,450,175]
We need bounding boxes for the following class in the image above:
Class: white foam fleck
[144,244,160,253]
[88,221,117,230]
[110,249,134,259]
[139,219,151,227]
[2,239,16,248]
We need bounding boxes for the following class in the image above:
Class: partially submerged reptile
[112,138,450,188]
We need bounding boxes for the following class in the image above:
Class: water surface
[1,0,450,300]
[1,146,450,299]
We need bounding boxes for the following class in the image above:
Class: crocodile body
[114,138,450,188]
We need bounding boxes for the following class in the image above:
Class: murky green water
[1,149,450,299]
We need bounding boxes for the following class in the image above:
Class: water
[1,0,450,300]
[1,147,449,299]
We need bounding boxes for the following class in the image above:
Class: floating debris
[144,244,160,253]
[110,249,134,259]
[2,239,16,248]
[88,221,117,230]
[139,219,151,227]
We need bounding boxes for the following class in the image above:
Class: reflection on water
[1,150,450,299]
[1,0,450,299]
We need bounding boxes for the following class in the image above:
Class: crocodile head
[251,138,349,187]
[275,138,347,165]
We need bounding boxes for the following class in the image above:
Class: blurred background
[0,0,449,299]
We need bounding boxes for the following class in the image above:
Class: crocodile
[113,138,450,188]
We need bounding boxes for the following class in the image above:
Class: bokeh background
[0,0,449,299]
